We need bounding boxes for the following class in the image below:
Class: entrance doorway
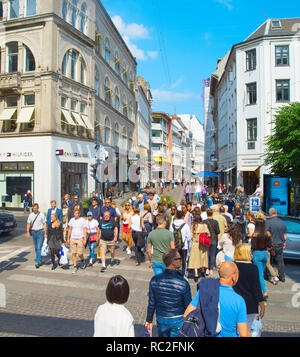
[61,163,88,199]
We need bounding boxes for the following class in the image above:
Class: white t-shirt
[201,212,208,221]
[27,212,46,231]
[68,217,86,239]
[130,215,142,232]
[86,219,99,235]
[218,233,236,259]
[94,302,135,337]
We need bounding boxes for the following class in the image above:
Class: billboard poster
[264,176,289,216]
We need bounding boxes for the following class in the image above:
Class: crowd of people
[25,184,287,338]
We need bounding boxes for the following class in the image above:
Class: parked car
[0,210,17,235]
[279,216,300,260]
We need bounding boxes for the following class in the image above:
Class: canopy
[193,170,219,177]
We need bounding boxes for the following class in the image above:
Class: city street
[0,187,300,337]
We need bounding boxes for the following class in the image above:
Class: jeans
[88,240,96,260]
[32,230,44,263]
[273,245,285,281]
[252,250,268,294]
[132,231,143,264]
[179,249,188,276]
[208,241,217,270]
[152,262,166,275]
[157,316,184,338]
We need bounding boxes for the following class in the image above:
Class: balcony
[0,73,21,96]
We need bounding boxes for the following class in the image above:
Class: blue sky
[101,0,300,123]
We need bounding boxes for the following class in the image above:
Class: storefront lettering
[62,152,89,158]
[0,152,33,158]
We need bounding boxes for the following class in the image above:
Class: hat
[138,194,144,198]
[87,212,93,216]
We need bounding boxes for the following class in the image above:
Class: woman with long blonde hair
[121,202,133,255]
[47,213,64,270]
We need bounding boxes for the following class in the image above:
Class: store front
[241,167,259,195]
[61,162,88,199]
[0,161,34,208]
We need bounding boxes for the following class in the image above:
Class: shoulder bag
[199,226,211,248]
[29,212,40,236]
[88,222,98,243]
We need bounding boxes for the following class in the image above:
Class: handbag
[199,232,211,248]
[29,212,40,236]
[269,246,276,257]
[88,222,98,243]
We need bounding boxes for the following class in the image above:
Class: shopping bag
[250,317,263,337]
[97,246,102,259]
[60,246,69,265]
[41,239,49,257]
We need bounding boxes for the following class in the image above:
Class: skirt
[122,224,131,234]
[188,242,208,269]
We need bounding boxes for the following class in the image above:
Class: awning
[239,166,259,172]
[215,168,223,173]
[0,108,16,121]
[81,114,93,130]
[62,109,76,126]
[16,107,35,124]
[72,112,87,128]
[223,167,235,173]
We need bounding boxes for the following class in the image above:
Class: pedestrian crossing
[0,245,31,264]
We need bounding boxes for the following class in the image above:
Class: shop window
[2,110,17,133]
[7,42,18,73]
[25,0,36,17]
[8,0,19,19]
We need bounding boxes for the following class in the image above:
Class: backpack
[172,223,185,250]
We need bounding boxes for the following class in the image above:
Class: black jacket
[47,224,64,249]
[204,218,220,243]
[146,269,192,322]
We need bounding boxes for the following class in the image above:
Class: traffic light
[90,163,99,182]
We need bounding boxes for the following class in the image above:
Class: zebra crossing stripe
[0,247,31,263]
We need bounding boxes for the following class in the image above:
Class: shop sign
[0,152,33,158]
[56,150,88,158]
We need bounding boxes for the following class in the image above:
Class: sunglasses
[174,257,182,261]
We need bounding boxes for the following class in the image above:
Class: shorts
[122,224,131,234]
[70,238,84,255]
[100,239,115,253]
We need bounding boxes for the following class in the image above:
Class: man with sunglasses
[145,249,192,338]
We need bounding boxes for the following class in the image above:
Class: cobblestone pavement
[0,186,300,337]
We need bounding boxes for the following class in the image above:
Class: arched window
[7,42,18,73]
[122,67,128,85]
[24,45,35,72]
[62,52,68,76]
[70,50,78,80]
[122,127,127,150]
[115,52,121,76]
[104,117,111,144]
[80,59,86,84]
[114,87,120,111]
[80,3,87,33]
[62,0,68,21]
[95,67,100,97]
[129,102,133,121]
[25,0,36,16]
[122,95,128,117]
[105,39,110,64]
[104,77,111,105]
[71,0,77,27]
[114,123,119,146]
[95,26,101,54]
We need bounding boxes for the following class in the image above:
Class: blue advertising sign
[265,177,289,216]
[249,196,261,212]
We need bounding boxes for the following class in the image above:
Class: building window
[129,135,133,152]
[247,118,257,142]
[9,0,19,19]
[95,68,100,97]
[80,60,86,84]
[114,87,120,111]
[7,42,18,73]
[275,46,289,66]
[276,80,290,102]
[122,96,128,117]
[104,118,111,144]
[115,52,121,76]
[105,39,110,64]
[246,49,256,71]
[25,0,36,16]
[24,46,35,72]
[80,3,87,33]
[70,51,78,80]
[122,127,127,150]
[71,0,77,27]
[71,100,77,111]
[6,95,18,107]
[24,94,35,106]
[246,82,257,105]
[62,0,68,21]
[271,20,281,29]
[129,102,133,121]
[104,78,111,105]
[61,97,67,108]
[114,123,119,146]
[95,28,101,54]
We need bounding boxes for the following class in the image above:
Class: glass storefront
[61,162,88,200]
[0,162,34,208]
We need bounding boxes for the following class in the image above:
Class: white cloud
[112,15,158,62]
[152,89,201,103]
[216,0,234,10]
[170,77,183,89]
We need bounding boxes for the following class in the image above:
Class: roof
[245,18,300,42]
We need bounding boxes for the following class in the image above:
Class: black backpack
[172,223,185,249]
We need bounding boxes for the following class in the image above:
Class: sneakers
[101,266,106,273]
[51,264,56,271]
[88,259,93,267]
[270,277,278,285]
[72,267,78,274]
[80,261,87,270]
[110,259,117,267]
[127,249,132,255]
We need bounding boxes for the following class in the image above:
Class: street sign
[249,196,261,213]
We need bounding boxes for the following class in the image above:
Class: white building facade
[0,0,138,212]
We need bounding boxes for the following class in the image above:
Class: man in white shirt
[67,209,87,274]
[26,203,47,269]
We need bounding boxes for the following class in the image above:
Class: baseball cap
[87,211,93,216]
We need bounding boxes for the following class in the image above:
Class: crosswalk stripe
[0,246,31,263]
[22,265,153,283]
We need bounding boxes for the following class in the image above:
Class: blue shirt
[191,285,247,337]
[100,206,117,219]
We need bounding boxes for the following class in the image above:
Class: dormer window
[271,20,281,29]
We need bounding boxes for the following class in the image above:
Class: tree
[264,102,300,178]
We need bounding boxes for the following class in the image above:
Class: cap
[87,212,93,216]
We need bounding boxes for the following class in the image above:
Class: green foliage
[158,195,175,205]
[264,102,300,178]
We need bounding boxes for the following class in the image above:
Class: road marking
[0,246,31,263]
